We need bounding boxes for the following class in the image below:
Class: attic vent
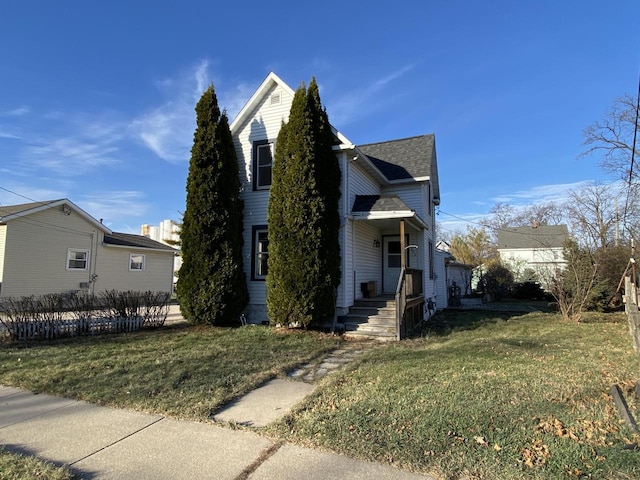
[270,93,281,105]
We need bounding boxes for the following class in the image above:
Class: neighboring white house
[0,199,177,298]
[229,72,441,337]
[497,225,570,281]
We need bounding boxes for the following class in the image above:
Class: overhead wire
[622,69,640,237]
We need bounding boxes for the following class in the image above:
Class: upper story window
[129,254,145,271]
[253,140,273,190]
[67,248,89,271]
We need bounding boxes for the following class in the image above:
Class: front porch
[343,267,425,341]
[347,194,429,340]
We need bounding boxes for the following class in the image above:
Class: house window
[252,226,269,280]
[253,140,273,190]
[67,249,89,271]
[130,254,145,271]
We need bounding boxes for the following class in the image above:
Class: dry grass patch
[268,311,640,479]
[0,324,342,419]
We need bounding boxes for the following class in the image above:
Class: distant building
[141,220,181,285]
[141,220,180,246]
[497,224,569,282]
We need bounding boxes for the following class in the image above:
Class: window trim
[66,248,90,271]
[129,253,145,272]
[253,139,274,190]
[251,225,269,281]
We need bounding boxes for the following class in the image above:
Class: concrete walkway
[0,385,433,479]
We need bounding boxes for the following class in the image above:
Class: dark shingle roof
[358,134,435,181]
[352,195,412,214]
[104,232,177,252]
[497,225,570,249]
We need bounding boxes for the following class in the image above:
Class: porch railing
[395,268,425,340]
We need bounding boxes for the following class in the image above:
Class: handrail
[395,267,407,341]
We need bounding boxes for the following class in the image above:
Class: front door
[383,236,407,293]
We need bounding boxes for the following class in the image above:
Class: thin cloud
[22,136,121,175]
[0,106,30,117]
[79,191,149,225]
[492,181,592,205]
[219,81,256,121]
[327,64,416,126]
[0,130,21,139]
[131,60,212,163]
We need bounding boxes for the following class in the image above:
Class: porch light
[373,239,380,248]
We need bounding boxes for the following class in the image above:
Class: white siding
[348,161,381,205]
[353,221,383,299]
[434,250,449,310]
[233,83,294,322]
[0,208,97,298]
[338,159,382,310]
[0,225,6,285]
[96,246,174,293]
[381,183,424,217]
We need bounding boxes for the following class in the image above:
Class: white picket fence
[9,315,145,341]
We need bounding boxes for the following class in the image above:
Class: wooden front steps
[343,296,397,341]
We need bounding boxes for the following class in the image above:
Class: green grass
[268,311,640,479]
[0,447,76,480]
[2,312,639,479]
[0,324,342,419]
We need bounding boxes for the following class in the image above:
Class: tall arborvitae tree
[267,78,341,327]
[177,85,248,324]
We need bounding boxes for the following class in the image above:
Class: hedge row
[0,290,170,341]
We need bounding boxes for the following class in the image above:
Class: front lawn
[0,324,342,419]
[2,311,639,479]
[268,311,640,479]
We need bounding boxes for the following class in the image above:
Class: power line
[622,69,640,235]
[0,186,38,203]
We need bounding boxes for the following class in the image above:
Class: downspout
[91,230,99,294]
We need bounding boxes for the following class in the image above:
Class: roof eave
[102,243,177,254]
[0,199,112,234]
[230,72,295,134]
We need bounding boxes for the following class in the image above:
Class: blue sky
[1,1,638,235]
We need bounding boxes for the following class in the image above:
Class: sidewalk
[1,387,433,480]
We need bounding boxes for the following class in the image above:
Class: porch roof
[351,195,428,231]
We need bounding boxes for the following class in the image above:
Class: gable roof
[497,225,570,250]
[0,198,111,233]
[229,72,440,194]
[103,232,177,252]
[229,71,353,148]
[358,134,434,180]
[358,134,440,198]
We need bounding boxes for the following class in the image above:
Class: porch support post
[400,219,406,270]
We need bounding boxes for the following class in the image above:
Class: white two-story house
[229,73,441,339]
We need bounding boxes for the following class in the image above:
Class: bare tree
[565,182,639,250]
[481,202,564,242]
[581,94,640,183]
[544,240,598,322]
